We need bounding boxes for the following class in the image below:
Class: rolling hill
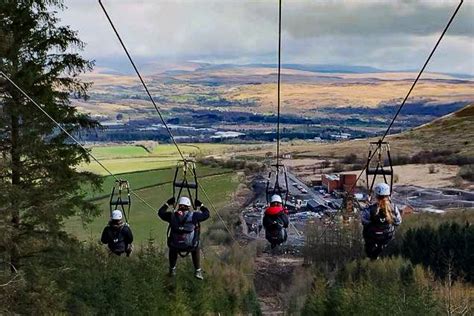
[76,63,474,118]
[270,103,474,159]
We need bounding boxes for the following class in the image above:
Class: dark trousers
[169,247,200,270]
[363,226,393,260]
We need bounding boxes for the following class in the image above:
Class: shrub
[301,258,441,315]
[342,153,358,164]
[428,165,437,174]
[332,163,345,173]
[458,164,474,181]
[321,160,331,169]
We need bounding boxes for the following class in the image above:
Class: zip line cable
[98,0,184,161]
[276,0,282,167]
[0,71,157,215]
[347,0,464,197]
[317,0,464,241]
[274,0,301,238]
[98,0,240,246]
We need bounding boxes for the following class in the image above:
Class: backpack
[265,218,287,245]
[364,204,394,243]
[108,225,127,253]
[167,211,200,252]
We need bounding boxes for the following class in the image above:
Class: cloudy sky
[60,0,474,74]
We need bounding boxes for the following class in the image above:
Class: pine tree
[0,0,101,272]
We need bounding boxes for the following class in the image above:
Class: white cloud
[60,0,474,74]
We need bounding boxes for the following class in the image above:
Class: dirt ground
[391,164,460,188]
[288,158,464,189]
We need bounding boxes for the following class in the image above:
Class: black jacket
[263,212,289,230]
[101,221,133,254]
[158,204,210,224]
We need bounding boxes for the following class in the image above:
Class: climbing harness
[166,211,200,258]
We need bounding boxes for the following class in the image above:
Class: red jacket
[265,205,288,215]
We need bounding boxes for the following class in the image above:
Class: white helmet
[270,194,283,204]
[178,196,192,207]
[111,209,123,220]
[374,183,390,196]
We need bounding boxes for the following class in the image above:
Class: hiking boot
[169,267,176,277]
[194,269,203,280]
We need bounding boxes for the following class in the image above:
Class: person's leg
[125,244,133,257]
[192,248,203,280]
[191,247,201,270]
[169,247,178,276]
[364,238,377,260]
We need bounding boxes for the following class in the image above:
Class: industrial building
[322,173,357,193]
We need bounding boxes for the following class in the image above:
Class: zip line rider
[101,210,134,256]
[361,183,402,260]
[158,196,210,280]
[263,194,289,249]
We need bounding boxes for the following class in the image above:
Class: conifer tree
[0,0,101,271]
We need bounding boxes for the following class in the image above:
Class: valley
[74,63,474,143]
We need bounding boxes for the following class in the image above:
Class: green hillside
[394,104,474,156]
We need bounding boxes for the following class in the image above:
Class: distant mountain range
[198,63,383,74]
[93,58,474,79]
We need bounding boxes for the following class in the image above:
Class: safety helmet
[374,183,390,196]
[111,209,123,220]
[178,196,192,207]
[270,194,283,204]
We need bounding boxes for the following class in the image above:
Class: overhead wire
[317,0,464,240]
[274,0,301,238]
[98,0,241,246]
[0,70,157,215]
[276,0,282,167]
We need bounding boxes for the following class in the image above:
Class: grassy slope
[86,165,231,200]
[79,143,254,175]
[67,172,238,246]
[270,104,474,159]
[69,143,241,247]
[392,104,474,156]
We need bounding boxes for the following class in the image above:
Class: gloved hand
[195,199,202,207]
[167,197,176,206]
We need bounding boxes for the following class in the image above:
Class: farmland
[79,143,244,175]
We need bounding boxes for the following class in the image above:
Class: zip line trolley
[365,140,394,196]
[266,163,289,206]
[109,179,131,223]
[173,159,198,209]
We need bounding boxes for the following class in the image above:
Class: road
[286,172,327,206]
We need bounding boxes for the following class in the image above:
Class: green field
[79,143,240,175]
[69,143,241,248]
[68,172,238,247]
[91,145,149,159]
[86,165,231,200]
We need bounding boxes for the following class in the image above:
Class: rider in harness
[361,183,402,260]
[158,196,209,280]
[101,210,134,256]
[263,194,289,249]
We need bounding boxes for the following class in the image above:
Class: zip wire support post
[365,140,393,196]
[173,159,198,209]
[266,163,289,206]
[109,179,131,223]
